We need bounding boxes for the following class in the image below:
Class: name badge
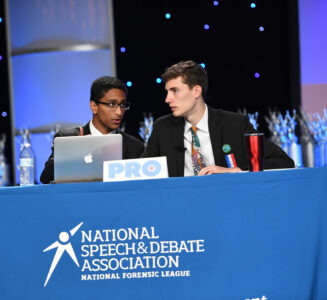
[103,157,168,182]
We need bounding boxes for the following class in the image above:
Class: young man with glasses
[142,60,294,177]
[40,76,144,184]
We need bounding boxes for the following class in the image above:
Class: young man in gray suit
[143,60,294,177]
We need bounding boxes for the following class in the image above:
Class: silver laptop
[54,135,122,183]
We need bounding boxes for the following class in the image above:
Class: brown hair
[162,60,208,97]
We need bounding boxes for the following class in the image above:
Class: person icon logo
[59,231,69,244]
[43,222,83,287]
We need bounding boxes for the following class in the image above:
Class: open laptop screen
[54,135,122,183]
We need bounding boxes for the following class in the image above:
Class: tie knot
[191,126,197,134]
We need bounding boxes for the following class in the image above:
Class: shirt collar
[90,119,116,136]
[184,104,209,134]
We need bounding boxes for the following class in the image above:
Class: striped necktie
[190,126,206,175]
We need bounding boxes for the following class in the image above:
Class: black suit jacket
[142,106,294,177]
[40,122,144,184]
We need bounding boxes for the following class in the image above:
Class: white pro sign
[103,157,168,182]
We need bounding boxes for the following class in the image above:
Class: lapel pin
[222,144,231,153]
[222,144,237,168]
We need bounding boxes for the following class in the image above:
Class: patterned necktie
[190,126,206,175]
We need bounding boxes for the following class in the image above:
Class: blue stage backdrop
[299,0,327,114]
[12,50,112,183]
[8,0,113,183]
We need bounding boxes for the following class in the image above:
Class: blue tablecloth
[1,167,327,300]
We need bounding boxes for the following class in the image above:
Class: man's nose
[114,106,123,114]
[165,94,172,103]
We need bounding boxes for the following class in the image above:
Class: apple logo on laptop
[84,153,93,164]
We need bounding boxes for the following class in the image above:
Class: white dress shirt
[184,105,215,176]
[89,120,116,136]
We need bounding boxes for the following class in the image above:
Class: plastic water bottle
[0,153,8,186]
[0,134,9,186]
[19,143,35,186]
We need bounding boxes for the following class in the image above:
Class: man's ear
[193,85,202,99]
[90,100,98,114]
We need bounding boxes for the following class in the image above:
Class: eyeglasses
[95,101,131,111]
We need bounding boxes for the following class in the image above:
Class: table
[1,167,327,300]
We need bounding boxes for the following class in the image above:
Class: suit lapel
[82,123,91,135]
[208,107,224,166]
[171,116,185,177]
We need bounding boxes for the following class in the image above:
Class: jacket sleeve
[264,140,295,169]
[122,133,145,159]
[132,139,145,158]
[39,132,60,184]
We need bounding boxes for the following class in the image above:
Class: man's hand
[198,165,242,176]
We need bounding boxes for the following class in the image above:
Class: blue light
[126,81,132,87]
[204,24,210,30]
[120,47,126,53]
[165,13,171,19]
[213,1,219,6]
[259,26,264,32]
[200,63,206,68]
[254,72,260,78]
[0,17,3,23]
[156,78,162,84]
[251,3,256,8]
[2,111,7,117]
[0,55,2,61]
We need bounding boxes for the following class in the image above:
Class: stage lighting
[251,3,256,8]
[165,13,171,19]
[120,47,126,53]
[254,73,260,78]
[126,81,132,87]
[156,78,162,84]
[204,24,210,30]
[200,63,206,68]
